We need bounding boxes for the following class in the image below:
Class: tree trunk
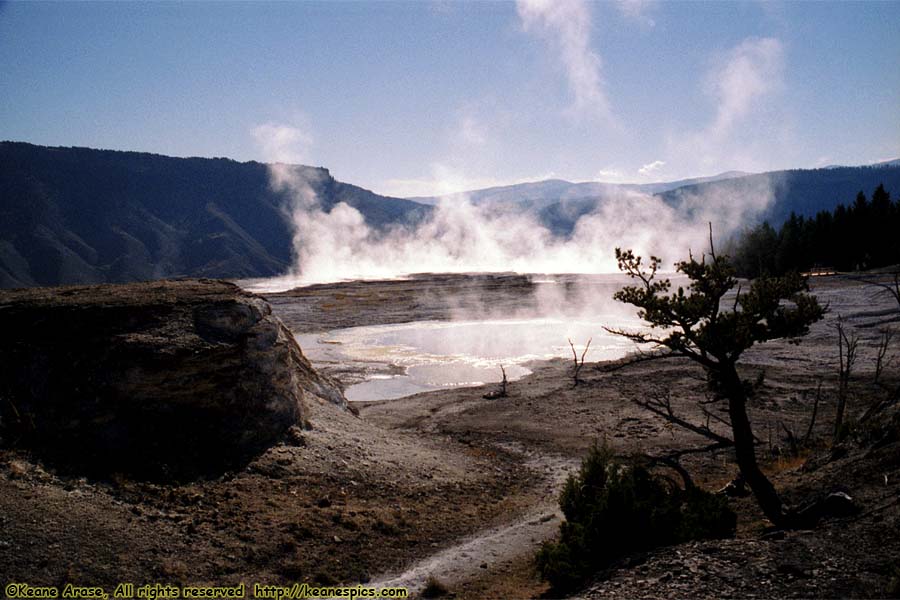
[720,363,788,527]
[833,392,847,441]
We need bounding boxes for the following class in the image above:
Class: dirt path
[373,507,560,593]
[371,448,577,595]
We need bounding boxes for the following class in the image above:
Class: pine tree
[609,235,824,527]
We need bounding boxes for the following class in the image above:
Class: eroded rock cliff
[0,279,346,479]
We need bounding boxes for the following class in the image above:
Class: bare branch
[658,441,734,459]
[702,406,733,430]
[874,327,894,386]
[803,380,822,445]
[781,421,799,456]
[483,365,509,400]
[641,439,740,489]
[597,348,680,373]
[601,326,662,345]
[602,326,719,370]
[732,283,742,313]
[568,337,592,387]
[645,454,695,490]
[632,389,733,446]
[833,316,859,441]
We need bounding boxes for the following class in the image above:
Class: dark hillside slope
[537,165,900,237]
[659,165,900,225]
[0,142,430,288]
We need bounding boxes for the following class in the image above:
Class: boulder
[0,279,346,479]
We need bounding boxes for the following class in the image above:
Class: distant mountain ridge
[412,163,900,237]
[0,142,429,288]
[407,170,750,209]
[1,141,898,288]
[659,164,900,224]
[822,158,900,169]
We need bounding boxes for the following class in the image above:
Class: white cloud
[666,36,786,174]
[708,37,784,140]
[614,0,656,28]
[516,0,613,122]
[637,160,666,177]
[594,168,627,183]
[251,122,314,164]
[456,114,488,147]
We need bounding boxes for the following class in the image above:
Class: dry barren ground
[2,274,899,599]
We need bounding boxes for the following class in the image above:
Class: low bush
[420,575,448,598]
[536,442,736,594]
[887,563,900,598]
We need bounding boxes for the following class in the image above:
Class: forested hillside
[730,184,899,276]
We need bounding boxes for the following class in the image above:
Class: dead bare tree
[874,327,895,386]
[802,380,823,446]
[483,365,508,400]
[568,337,591,387]
[833,316,859,441]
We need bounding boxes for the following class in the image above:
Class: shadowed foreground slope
[0,279,346,479]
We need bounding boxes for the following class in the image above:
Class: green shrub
[536,442,736,594]
[887,563,900,598]
[678,486,739,540]
[421,575,448,598]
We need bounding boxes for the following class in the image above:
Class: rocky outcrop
[0,279,346,479]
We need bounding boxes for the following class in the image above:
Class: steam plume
[516,0,613,122]
[254,163,776,292]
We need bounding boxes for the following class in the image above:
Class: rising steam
[246,162,776,293]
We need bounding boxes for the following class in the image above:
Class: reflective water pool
[295,316,641,401]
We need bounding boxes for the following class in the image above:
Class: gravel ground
[2,273,898,599]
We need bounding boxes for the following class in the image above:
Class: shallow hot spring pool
[295,317,640,401]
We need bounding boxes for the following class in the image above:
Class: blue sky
[1,0,898,196]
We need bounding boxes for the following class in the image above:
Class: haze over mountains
[1,141,899,288]
[411,166,900,237]
[409,171,750,209]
